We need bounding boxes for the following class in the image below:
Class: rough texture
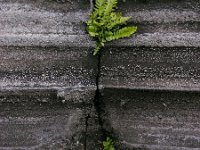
[100,47,200,91]
[0,0,97,88]
[0,0,101,149]
[0,103,86,150]
[99,0,200,149]
[100,88,200,150]
[0,86,100,150]
[0,46,97,88]
[1,0,200,149]
[0,0,89,35]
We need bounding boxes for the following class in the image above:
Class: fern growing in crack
[103,137,115,150]
[87,0,137,55]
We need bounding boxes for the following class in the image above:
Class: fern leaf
[87,25,99,37]
[93,46,101,55]
[87,11,98,25]
[95,0,106,9]
[108,26,137,41]
[108,13,131,29]
[104,0,117,16]
[93,40,105,55]
[118,16,131,25]
[94,0,106,17]
[87,0,137,55]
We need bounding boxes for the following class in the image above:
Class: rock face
[100,88,200,150]
[0,0,200,149]
[0,0,101,150]
[99,0,200,149]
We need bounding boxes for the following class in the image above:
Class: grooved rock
[0,103,85,150]
[99,0,200,149]
[100,47,200,91]
[0,87,101,150]
[100,88,200,150]
[0,0,101,149]
[0,46,97,88]
[0,0,96,88]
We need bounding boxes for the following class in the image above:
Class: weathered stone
[98,0,200,149]
[119,0,200,20]
[1,0,200,149]
[100,88,200,150]
[0,46,97,88]
[0,0,97,88]
[0,103,86,150]
[0,86,101,150]
[0,0,89,35]
[100,47,200,91]
[0,0,101,149]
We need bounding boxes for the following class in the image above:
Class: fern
[104,0,117,16]
[103,137,115,150]
[110,26,137,40]
[87,0,137,55]
[96,0,106,9]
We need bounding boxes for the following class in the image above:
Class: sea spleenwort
[87,0,137,55]
[103,137,115,150]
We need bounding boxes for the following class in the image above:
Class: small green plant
[87,0,137,55]
[103,137,115,150]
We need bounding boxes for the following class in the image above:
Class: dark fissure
[84,1,115,149]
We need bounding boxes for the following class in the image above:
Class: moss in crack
[87,0,137,55]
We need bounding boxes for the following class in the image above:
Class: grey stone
[100,88,200,150]
[98,1,200,149]
[0,103,86,150]
[1,0,200,149]
[0,86,101,150]
[0,0,101,149]
[0,46,97,88]
[100,47,200,91]
[0,0,97,89]
[0,0,89,35]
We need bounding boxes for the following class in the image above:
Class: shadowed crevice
[92,50,119,149]
[84,1,118,149]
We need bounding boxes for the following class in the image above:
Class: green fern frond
[93,41,104,55]
[103,137,115,150]
[87,25,99,37]
[95,0,106,17]
[96,0,106,8]
[93,46,101,55]
[107,12,131,30]
[86,0,137,55]
[104,0,117,16]
[112,26,137,40]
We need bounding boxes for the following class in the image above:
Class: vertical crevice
[84,114,90,150]
[84,52,104,150]
[94,53,104,136]
[85,1,117,149]
[93,51,115,143]
[84,1,95,149]
[84,51,118,149]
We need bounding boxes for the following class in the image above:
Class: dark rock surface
[0,103,86,150]
[0,87,101,150]
[100,88,200,150]
[100,47,200,91]
[98,0,200,149]
[0,0,200,149]
[0,0,101,150]
[0,46,97,88]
